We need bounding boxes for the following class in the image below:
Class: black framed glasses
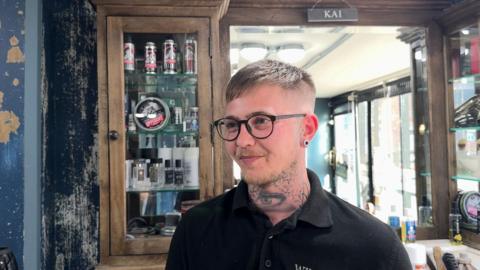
[212,113,306,141]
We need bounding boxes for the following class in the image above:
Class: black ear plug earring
[303,140,309,147]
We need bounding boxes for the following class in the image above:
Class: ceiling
[230,26,412,98]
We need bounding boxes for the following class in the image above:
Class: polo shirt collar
[232,169,333,228]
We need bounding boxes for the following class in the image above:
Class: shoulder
[180,187,237,227]
[324,192,410,268]
[325,191,400,244]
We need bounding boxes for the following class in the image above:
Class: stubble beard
[242,159,298,187]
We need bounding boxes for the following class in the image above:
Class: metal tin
[145,42,157,74]
[184,39,197,74]
[124,39,135,71]
[163,39,176,74]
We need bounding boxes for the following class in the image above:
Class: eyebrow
[224,111,271,120]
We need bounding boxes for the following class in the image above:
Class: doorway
[229,25,432,226]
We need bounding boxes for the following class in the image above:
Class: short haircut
[225,59,316,103]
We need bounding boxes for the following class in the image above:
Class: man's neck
[248,172,310,226]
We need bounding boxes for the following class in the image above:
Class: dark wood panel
[92,0,225,7]
[98,254,167,269]
[437,0,480,34]
[426,21,449,239]
[229,0,451,10]
[224,7,441,26]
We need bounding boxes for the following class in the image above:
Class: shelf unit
[443,3,480,248]
[93,1,229,268]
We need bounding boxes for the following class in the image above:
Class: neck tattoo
[248,165,310,216]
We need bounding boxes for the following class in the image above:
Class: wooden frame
[438,0,480,249]
[219,1,452,240]
[94,1,228,267]
[107,16,212,256]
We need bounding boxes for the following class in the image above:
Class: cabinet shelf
[448,73,480,84]
[125,72,197,88]
[126,186,199,193]
[420,171,431,177]
[127,129,198,136]
[450,126,480,132]
[452,175,480,182]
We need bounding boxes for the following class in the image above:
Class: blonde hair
[226,60,316,106]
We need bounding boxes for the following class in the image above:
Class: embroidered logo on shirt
[295,264,312,270]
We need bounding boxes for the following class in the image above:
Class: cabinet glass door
[333,111,359,207]
[448,24,480,188]
[448,23,480,234]
[107,17,211,255]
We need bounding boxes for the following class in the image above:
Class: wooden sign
[307,8,359,22]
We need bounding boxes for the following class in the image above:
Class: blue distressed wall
[41,0,99,269]
[0,0,25,268]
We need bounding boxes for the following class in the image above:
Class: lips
[237,155,263,166]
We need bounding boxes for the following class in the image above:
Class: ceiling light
[239,43,268,62]
[461,29,470,35]
[277,44,306,63]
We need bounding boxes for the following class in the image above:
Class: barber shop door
[330,98,361,207]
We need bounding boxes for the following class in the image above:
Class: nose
[235,122,255,147]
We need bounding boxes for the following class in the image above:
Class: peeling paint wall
[42,0,99,269]
[0,0,25,268]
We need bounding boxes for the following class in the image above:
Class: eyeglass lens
[217,115,273,141]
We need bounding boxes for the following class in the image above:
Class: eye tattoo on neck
[258,191,286,206]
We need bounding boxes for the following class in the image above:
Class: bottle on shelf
[132,159,150,189]
[164,159,175,187]
[128,114,136,132]
[183,147,199,188]
[185,107,199,132]
[174,159,184,187]
[417,196,433,227]
[148,158,163,188]
[449,201,463,245]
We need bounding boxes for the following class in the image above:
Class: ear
[302,113,318,142]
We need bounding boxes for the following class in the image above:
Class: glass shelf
[420,171,431,177]
[448,73,480,84]
[125,72,197,87]
[126,186,199,193]
[127,129,198,136]
[452,175,480,182]
[450,126,480,131]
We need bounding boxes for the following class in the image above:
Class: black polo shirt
[166,170,411,270]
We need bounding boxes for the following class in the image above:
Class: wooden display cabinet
[92,1,229,268]
[440,0,480,249]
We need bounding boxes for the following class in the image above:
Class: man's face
[224,84,305,186]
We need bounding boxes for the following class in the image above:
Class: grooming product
[174,159,184,187]
[183,147,199,187]
[442,253,459,270]
[449,201,463,245]
[405,243,426,270]
[124,35,135,71]
[145,42,157,74]
[434,246,447,270]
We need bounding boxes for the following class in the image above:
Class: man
[166,60,411,270]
